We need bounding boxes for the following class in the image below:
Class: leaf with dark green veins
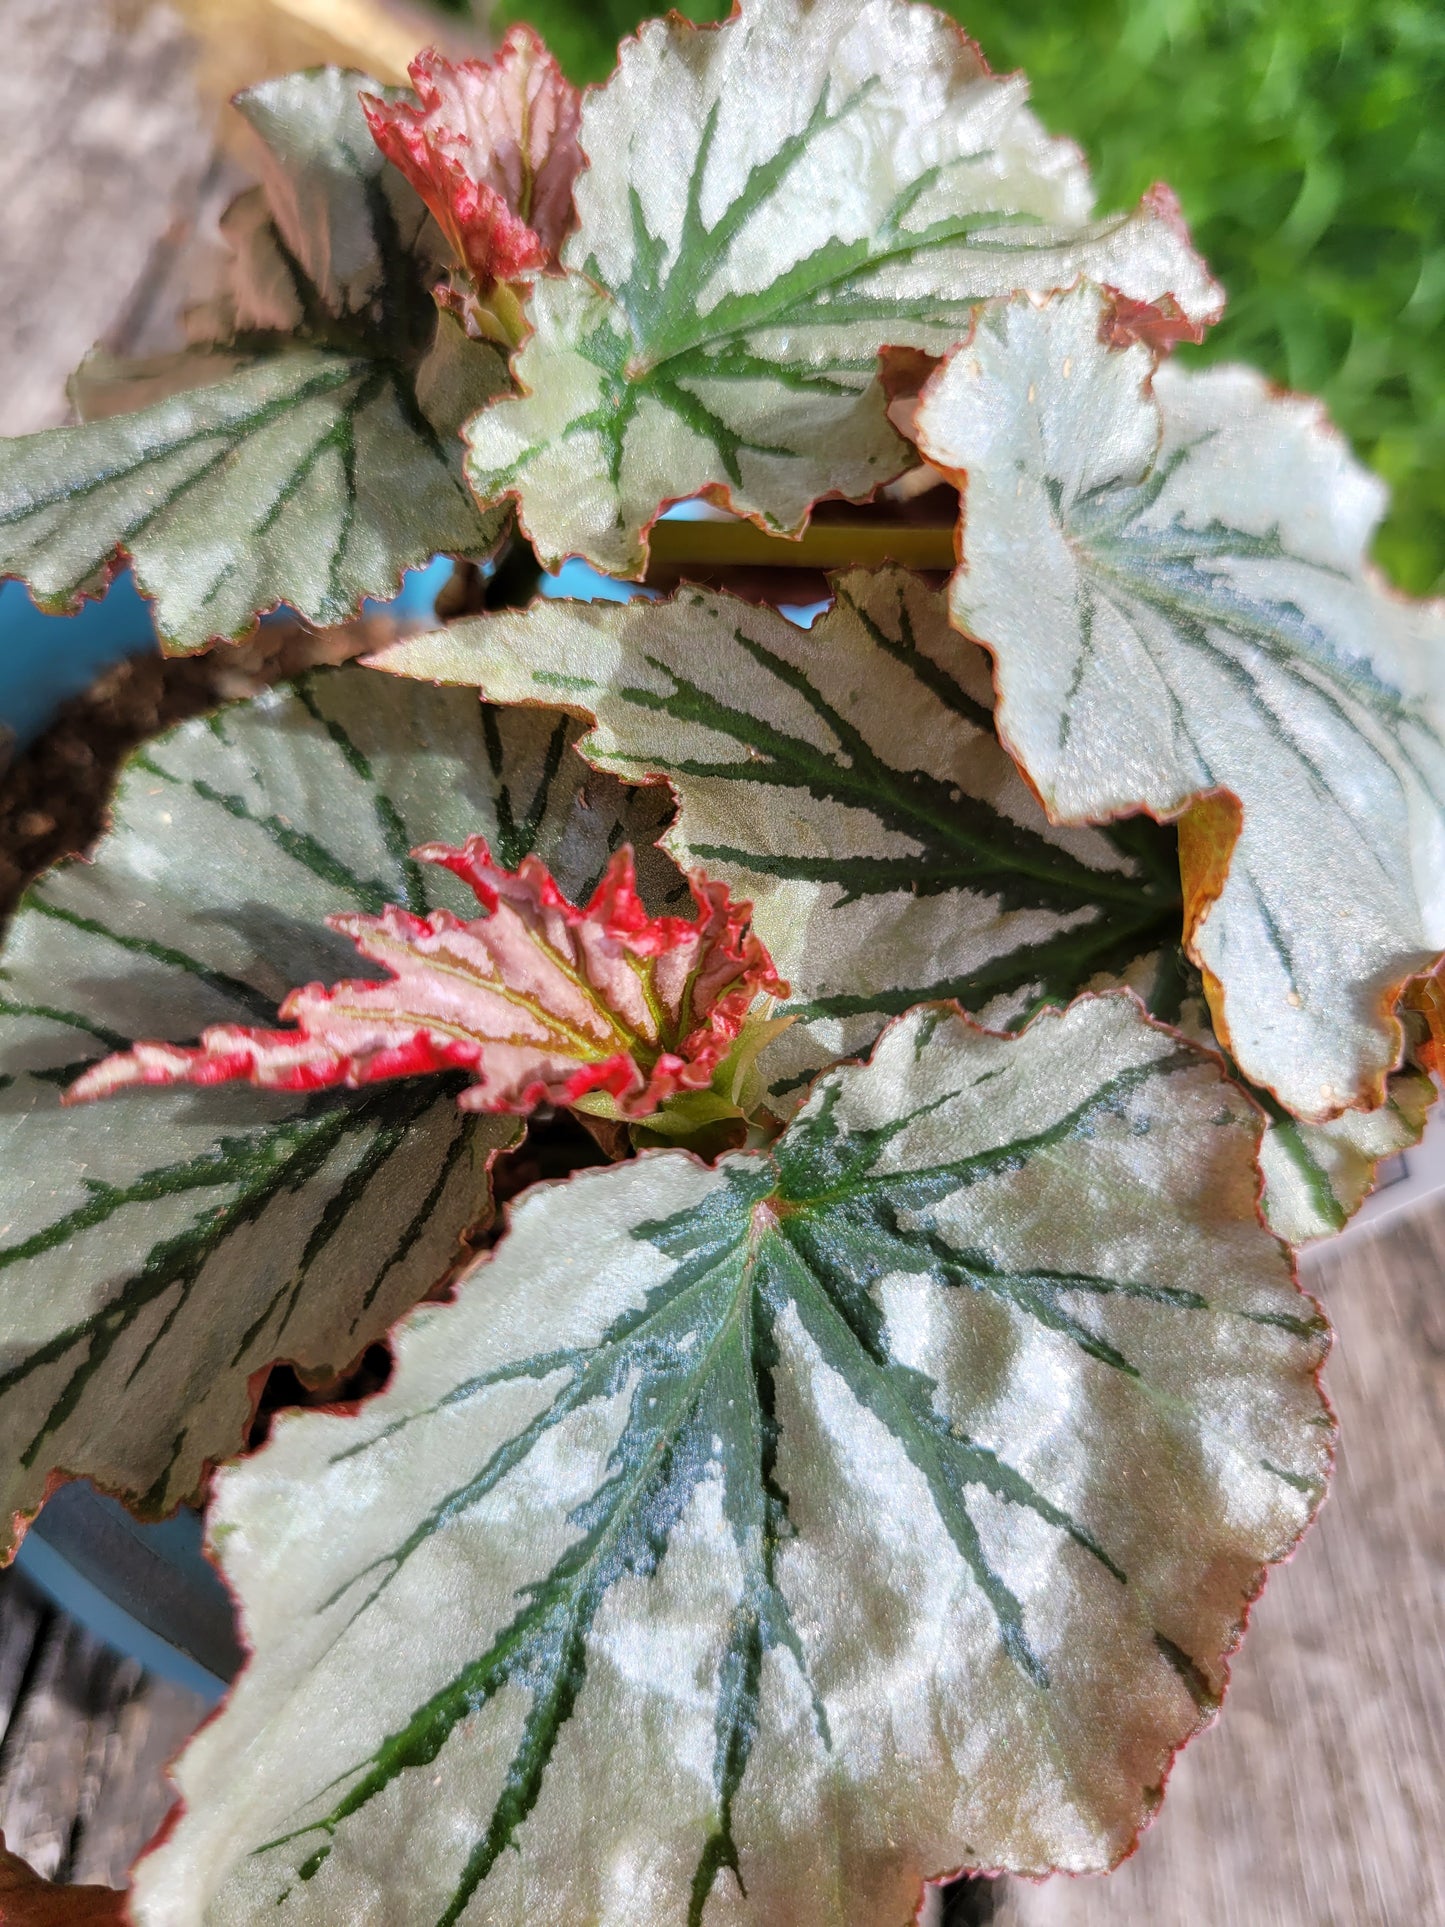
[1257,1063,1435,1243]
[1108,947,1438,1244]
[377,567,1185,1103]
[0,666,672,1547]
[909,279,1445,1122]
[462,0,1221,576]
[0,70,509,655]
[132,995,1330,1922]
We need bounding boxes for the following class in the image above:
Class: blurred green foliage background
[489,0,1445,594]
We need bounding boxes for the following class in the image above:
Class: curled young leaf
[68,842,783,1122]
[909,280,1445,1122]
[462,0,1221,575]
[362,32,582,288]
[0,71,509,654]
[133,996,1330,1922]
[377,567,1185,1103]
[0,667,669,1547]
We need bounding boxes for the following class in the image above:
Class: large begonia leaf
[133,996,1330,1922]
[0,70,508,655]
[0,667,669,1548]
[378,568,1185,1102]
[383,577,1432,1236]
[461,0,1222,577]
[908,280,1445,1123]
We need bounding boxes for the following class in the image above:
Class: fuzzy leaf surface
[379,568,1186,1102]
[134,996,1330,1924]
[462,0,1221,575]
[0,70,508,654]
[0,667,668,1545]
[1257,1064,1435,1243]
[1110,949,1438,1245]
[68,842,780,1120]
[910,281,1445,1121]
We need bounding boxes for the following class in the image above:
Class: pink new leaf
[65,843,786,1120]
[362,30,582,289]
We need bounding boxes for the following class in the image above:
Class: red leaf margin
[361,29,583,290]
[63,842,786,1122]
[118,988,1335,1920]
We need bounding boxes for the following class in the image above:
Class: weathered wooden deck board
[0,1569,207,1887]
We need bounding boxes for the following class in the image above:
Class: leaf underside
[380,567,1187,1104]
[462,0,1221,575]
[0,70,509,654]
[134,996,1330,1926]
[911,281,1445,1122]
[0,666,674,1546]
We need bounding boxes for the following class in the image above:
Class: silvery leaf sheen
[133,996,1330,1926]
[909,281,1445,1125]
[0,72,509,654]
[378,568,1186,1107]
[380,571,1423,1242]
[462,0,1221,576]
[0,667,672,1544]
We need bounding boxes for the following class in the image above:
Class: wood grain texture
[0,0,213,438]
[0,1569,208,1890]
[69,1675,208,1891]
[989,1197,1445,1927]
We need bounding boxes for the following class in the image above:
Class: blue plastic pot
[0,558,458,755]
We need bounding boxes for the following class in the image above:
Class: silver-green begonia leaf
[0,666,672,1547]
[133,995,1330,1923]
[909,280,1445,1123]
[1258,1065,1435,1244]
[462,0,1222,576]
[384,575,1435,1235]
[0,70,509,654]
[1105,950,1438,1244]
[378,567,1187,1104]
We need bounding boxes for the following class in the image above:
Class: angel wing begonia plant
[0,0,1438,1920]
